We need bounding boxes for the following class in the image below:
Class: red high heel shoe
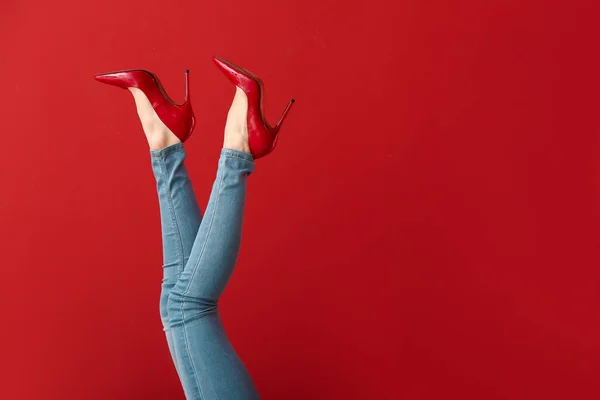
[213,56,295,159]
[94,69,195,142]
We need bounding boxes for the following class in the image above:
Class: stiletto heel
[212,56,295,159]
[183,69,191,104]
[94,69,196,142]
[275,99,296,129]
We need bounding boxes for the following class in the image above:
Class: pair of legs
[133,87,260,399]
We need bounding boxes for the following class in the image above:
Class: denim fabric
[150,142,260,399]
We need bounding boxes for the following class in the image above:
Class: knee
[159,283,173,329]
[166,290,219,326]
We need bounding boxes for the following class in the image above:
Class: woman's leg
[165,88,261,399]
[149,142,202,378]
[127,87,202,377]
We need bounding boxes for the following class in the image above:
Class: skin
[128,86,251,153]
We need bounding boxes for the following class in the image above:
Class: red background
[1,0,600,399]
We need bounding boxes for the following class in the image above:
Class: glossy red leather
[94,70,195,142]
[213,56,295,159]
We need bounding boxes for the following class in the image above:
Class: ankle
[139,119,178,149]
[148,136,178,151]
[223,88,250,153]
[223,134,251,154]
[128,88,181,150]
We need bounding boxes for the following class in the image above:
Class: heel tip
[291,98,296,103]
[185,69,190,73]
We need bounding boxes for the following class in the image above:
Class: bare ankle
[149,135,179,151]
[128,87,181,150]
[223,136,251,154]
[223,88,250,153]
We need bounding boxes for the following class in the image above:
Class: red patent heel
[212,56,295,159]
[94,69,195,142]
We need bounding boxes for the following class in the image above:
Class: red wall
[1,0,600,398]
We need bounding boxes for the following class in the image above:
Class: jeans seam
[166,304,218,328]
[159,157,185,277]
[157,155,186,387]
[151,142,185,159]
[222,149,254,163]
[179,158,226,400]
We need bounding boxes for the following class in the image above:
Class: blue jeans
[150,142,260,400]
